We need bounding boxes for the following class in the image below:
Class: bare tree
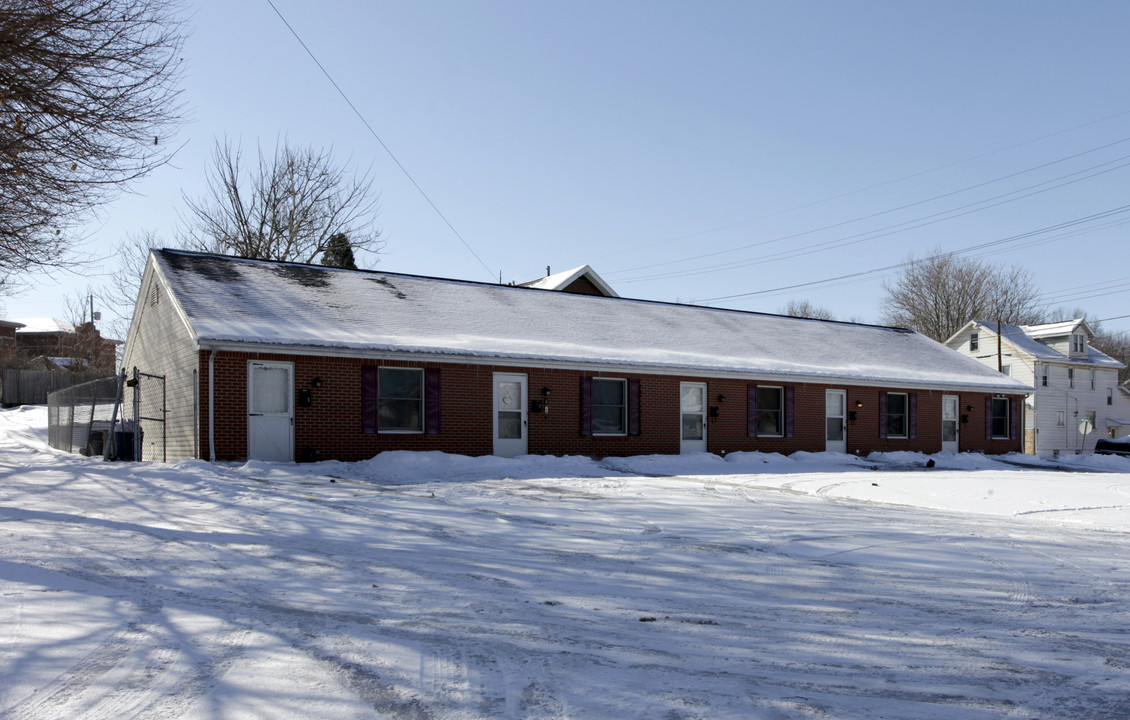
[0,0,186,283]
[880,251,1045,342]
[181,139,382,265]
[1092,330,1130,385]
[780,299,835,321]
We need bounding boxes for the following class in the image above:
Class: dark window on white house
[592,378,627,435]
[1068,368,1075,389]
[991,398,1010,439]
[1108,388,1114,406]
[1090,369,1096,390]
[970,333,979,351]
[1041,365,1048,387]
[755,386,784,436]
[1072,334,1086,353]
[378,367,423,432]
[886,392,908,438]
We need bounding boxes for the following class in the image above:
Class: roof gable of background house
[519,265,619,297]
[150,249,1029,392]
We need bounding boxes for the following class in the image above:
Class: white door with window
[825,389,846,453]
[493,373,528,457]
[680,382,707,453]
[248,361,294,462]
[942,395,960,453]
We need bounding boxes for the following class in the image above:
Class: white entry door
[680,382,707,453]
[493,373,528,457]
[942,394,960,453]
[825,389,847,453]
[248,361,294,462]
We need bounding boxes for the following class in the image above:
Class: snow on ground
[2,406,1129,719]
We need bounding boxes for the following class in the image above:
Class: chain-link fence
[47,375,119,456]
[47,368,166,461]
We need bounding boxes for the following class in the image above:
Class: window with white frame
[1057,410,1065,427]
[756,386,784,436]
[1068,368,1075,389]
[378,367,424,432]
[970,333,979,351]
[1001,364,1011,377]
[1072,334,1086,353]
[592,378,627,435]
[1109,388,1114,406]
[991,398,1010,439]
[1040,365,1048,387]
[886,392,908,439]
[1090,369,1096,390]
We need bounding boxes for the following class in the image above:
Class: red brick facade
[200,351,1024,462]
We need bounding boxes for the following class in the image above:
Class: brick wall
[199,351,1025,462]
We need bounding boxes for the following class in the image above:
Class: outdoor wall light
[541,387,551,397]
[717,394,726,403]
[311,377,323,388]
[855,400,863,408]
[966,405,974,412]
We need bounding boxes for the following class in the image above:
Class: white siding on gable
[121,272,199,460]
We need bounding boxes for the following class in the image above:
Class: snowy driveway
[2,408,1129,719]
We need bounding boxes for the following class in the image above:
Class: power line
[614,149,1130,283]
[593,109,1130,263]
[697,205,1130,303]
[263,0,497,281]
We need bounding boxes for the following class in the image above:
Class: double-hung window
[1090,369,1096,390]
[1109,388,1114,406]
[1041,365,1048,387]
[886,392,908,438]
[1072,334,1086,353]
[1068,368,1075,389]
[969,333,979,351]
[755,386,784,436]
[378,367,423,432]
[990,398,1010,439]
[592,378,627,435]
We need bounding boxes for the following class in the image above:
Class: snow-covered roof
[14,318,75,334]
[149,249,1030,392]
[519,265,619,297]
[950,320,1124,369]
[0,319,24,330]
[1021,319,1092,340]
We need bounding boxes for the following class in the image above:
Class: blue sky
[7,1,1130,335]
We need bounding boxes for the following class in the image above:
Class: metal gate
[47,367,166,461]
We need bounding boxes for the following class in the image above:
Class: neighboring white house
[945,319,1130,456]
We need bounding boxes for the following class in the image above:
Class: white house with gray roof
[945,319,1129,456]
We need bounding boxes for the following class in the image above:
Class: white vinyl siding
[121,274,200,460]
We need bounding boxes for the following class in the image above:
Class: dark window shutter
[425,368,441,435]
[1010,397,1019,440]
[747,384,758,437]
[985,397,993,440]
[580,376,592,436]
[909,392,918,439]
[879,391,888,439]
[628,379,641,436]
[361,366,379,434]
[785,386,795,438]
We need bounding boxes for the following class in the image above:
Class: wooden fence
[0,369,110,406]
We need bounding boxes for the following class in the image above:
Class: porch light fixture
[311,377,323,388]
[541,387,551,397]
[717,394,726,403]
[966,405,974,412]
[855,400,863,408]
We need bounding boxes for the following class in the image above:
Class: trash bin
[108,422,142,461]
[84,430,106,457]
